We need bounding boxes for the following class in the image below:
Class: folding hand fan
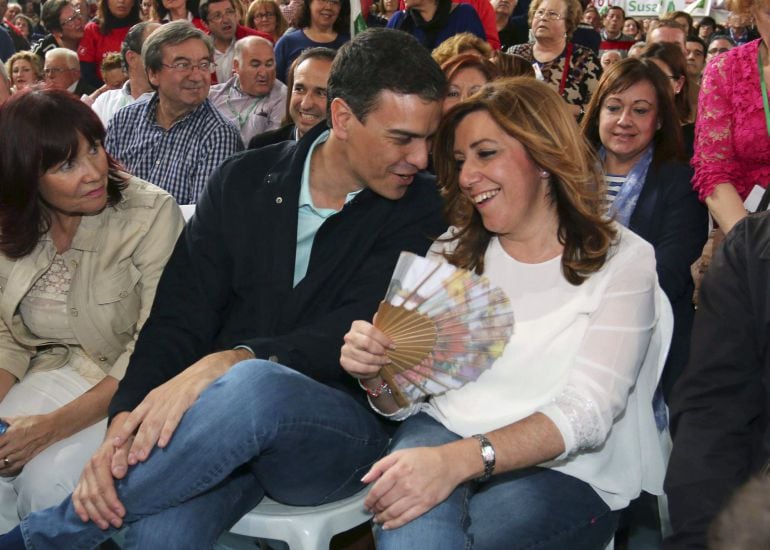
[373,252,514,407]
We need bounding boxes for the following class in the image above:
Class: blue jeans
[19,360,389,550]
[375,413,619,550]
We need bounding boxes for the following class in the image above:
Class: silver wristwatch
[472,434,496,482]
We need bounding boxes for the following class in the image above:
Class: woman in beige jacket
[0,89,183,529]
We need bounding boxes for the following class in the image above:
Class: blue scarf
[600,145,654,226]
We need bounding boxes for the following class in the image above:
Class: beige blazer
[0,176,184,382]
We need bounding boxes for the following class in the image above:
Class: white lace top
[375,226,672,510]
[18,254,104,384]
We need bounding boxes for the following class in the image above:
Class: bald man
[208,35,286,143]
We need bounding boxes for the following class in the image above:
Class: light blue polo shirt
[294,131,361,287]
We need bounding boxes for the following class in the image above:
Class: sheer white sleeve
[538,243,658,455]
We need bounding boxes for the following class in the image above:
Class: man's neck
[604,29,621,39]
[308,133,361,210]
[495,13,509,31]
[155,97,196,129]
[214,35,233,52]
[128,73,151,98]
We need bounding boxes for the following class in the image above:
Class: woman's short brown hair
[529,0,582,37]
[440,52,498,85]
[581,56,685,167]
[432,32,493,66]
[246,0,288,37]
[433,77,616,284]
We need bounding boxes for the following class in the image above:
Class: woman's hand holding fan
[373,252,514,407]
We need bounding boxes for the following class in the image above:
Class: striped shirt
[105,93,244,205]
[604,174,625,206]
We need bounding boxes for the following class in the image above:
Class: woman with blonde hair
[431,31,492,65]
[341,77,672,549]
[4,52,42,93]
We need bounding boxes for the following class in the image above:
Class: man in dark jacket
[665,212,770,549]
[9,28,447,549]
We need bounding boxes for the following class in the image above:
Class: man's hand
[0,414,57,476]
[72,412,132,529]
[113,349,254,465]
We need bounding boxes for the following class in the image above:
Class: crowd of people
[0,0,768,548]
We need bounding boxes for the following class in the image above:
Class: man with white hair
[44,47,96,95]
[91,21,159,126]
[209,35,286,143]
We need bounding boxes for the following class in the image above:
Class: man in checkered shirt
[105,21,243,205]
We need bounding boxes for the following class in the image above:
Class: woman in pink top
[692,0,770,232]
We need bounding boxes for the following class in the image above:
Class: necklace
[225,80,265,130]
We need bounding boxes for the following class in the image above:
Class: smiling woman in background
[246,0,287,41]
[0,89,183,531]
[273,0,349,82]
[581,57,708,398]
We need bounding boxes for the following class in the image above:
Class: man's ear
[330,96,354,139]
[147,67,160,88]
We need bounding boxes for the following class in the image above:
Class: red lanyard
[559,42,573,97]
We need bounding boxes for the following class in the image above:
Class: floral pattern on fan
[374,252,514,407]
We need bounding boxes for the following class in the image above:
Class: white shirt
[214,38,236,83]
[378,226,673,511]
[91,81,151,128]
[208,75,287,144]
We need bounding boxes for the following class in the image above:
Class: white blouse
[375,225,673,510]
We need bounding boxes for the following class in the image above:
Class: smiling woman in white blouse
[341,77,672,549]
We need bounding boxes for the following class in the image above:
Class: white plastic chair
[228,488,372,550]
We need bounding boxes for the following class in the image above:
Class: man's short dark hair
[708,33,735,47]
[606,5,625,18]
[326,28,447,124]
[121,21,156,69]
[686,34,706,52]
[199,0,235,23]
[41,0,70,33]
[142,21,213,74]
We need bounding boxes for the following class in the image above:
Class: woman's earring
[540,169,550,179]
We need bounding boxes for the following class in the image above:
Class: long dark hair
[98,0,141,34]
[0,89,127,259]
[434,78,616,284]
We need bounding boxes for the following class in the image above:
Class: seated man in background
[44,47,95,95]
[248,45,334,148]
[209,35,286,144]
[198,0,273,83]
[6,27,447,550]
[105,21,243,204]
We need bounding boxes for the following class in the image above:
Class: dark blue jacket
[628,159,708,399]
[109,124,446,417]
